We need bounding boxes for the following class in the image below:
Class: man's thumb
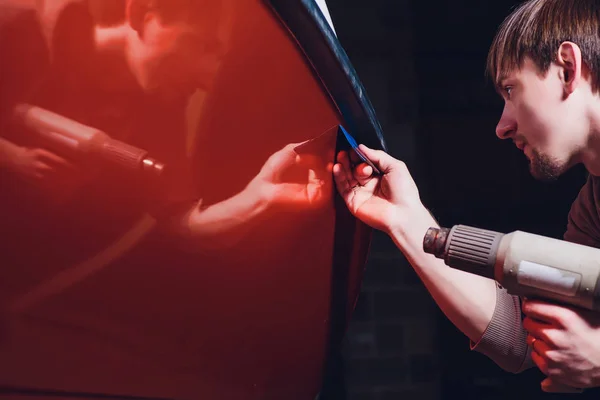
[357,144,395,173]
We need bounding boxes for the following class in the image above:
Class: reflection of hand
[182,141,334,251]
[332,144,427,236]
[10,147,83,201]
[247,142,333,210]
[522,298,600,393]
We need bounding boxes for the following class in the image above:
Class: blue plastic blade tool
[339,125,381,175]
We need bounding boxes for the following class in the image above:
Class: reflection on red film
[0,1,372,399]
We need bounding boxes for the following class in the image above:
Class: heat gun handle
[14,103,105,149]
[14,103,165,178]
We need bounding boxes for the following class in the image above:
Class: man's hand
[247,142,333,210]
[11,147,73,181]
[9,146,83,202]
[332,144,426,236]
[184,140,334,250]
[522,298,600,391]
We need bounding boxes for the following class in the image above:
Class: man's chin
[530,166,559,182]
[523,147,572,182]
[529,160,565,182]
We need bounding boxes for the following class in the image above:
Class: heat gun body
[13,103,165,181]
[424,225,600,311]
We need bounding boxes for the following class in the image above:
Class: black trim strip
[265,0,388,152]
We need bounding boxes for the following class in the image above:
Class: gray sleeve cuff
[469,283,534,373]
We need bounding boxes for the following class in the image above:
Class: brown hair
[486,0,600,92]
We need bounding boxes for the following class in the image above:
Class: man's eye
[504,86,513,98]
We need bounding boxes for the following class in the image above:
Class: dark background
[324,0,591,399]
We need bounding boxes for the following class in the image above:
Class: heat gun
[423,224,600,311]
[13,103,166,182]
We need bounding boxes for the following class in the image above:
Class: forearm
[182,186,269,251]
[388,206,497,343]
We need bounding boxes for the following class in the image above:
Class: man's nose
[495,104,516,139]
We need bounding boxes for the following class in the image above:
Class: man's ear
[557,41,584,95]
[126,0,153,37]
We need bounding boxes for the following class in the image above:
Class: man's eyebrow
[494,74,510,94]
[495,74,507,89]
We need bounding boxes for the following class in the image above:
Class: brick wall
[342,232,441,400]
[326,1,442,399]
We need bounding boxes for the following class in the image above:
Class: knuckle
[545,351,559,365]
[543,330,561,348]
[546,369,561,380]
[556,308,575,325]
[394,160,407,170]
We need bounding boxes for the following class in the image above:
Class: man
[333,0,600,394]
[0,0,329,397]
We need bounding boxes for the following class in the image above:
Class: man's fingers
[276,144,300,167]
[523,317,562,347]
[36,149,75,169]
[296,154,321,168]
[334,151,359,195]
[296,154,329,180]
[307,169,332,195]
[529,335,555,358]
[336,150,352,173]
[348,148,361,164]
[521,299,552,318]
[275,182,326,206]
[332,163,353,198]
[355,163,373,186]
[35,162,53,173]
[541,378,584,393]
[530,338,584,391]
[335,150,376,185]
[257,144,305,183]
[531,348,549,376]
[521,299,584,327]
[357,144,393,173]
[529,335,566,373]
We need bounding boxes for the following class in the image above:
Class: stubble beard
[528,148,566,182]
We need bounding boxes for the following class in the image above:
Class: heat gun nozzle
[423,227,450,259]
[423,225,503,279]
[142,157,166,178]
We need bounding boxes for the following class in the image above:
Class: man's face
[495,57,588,181]
[131,14,224,101]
